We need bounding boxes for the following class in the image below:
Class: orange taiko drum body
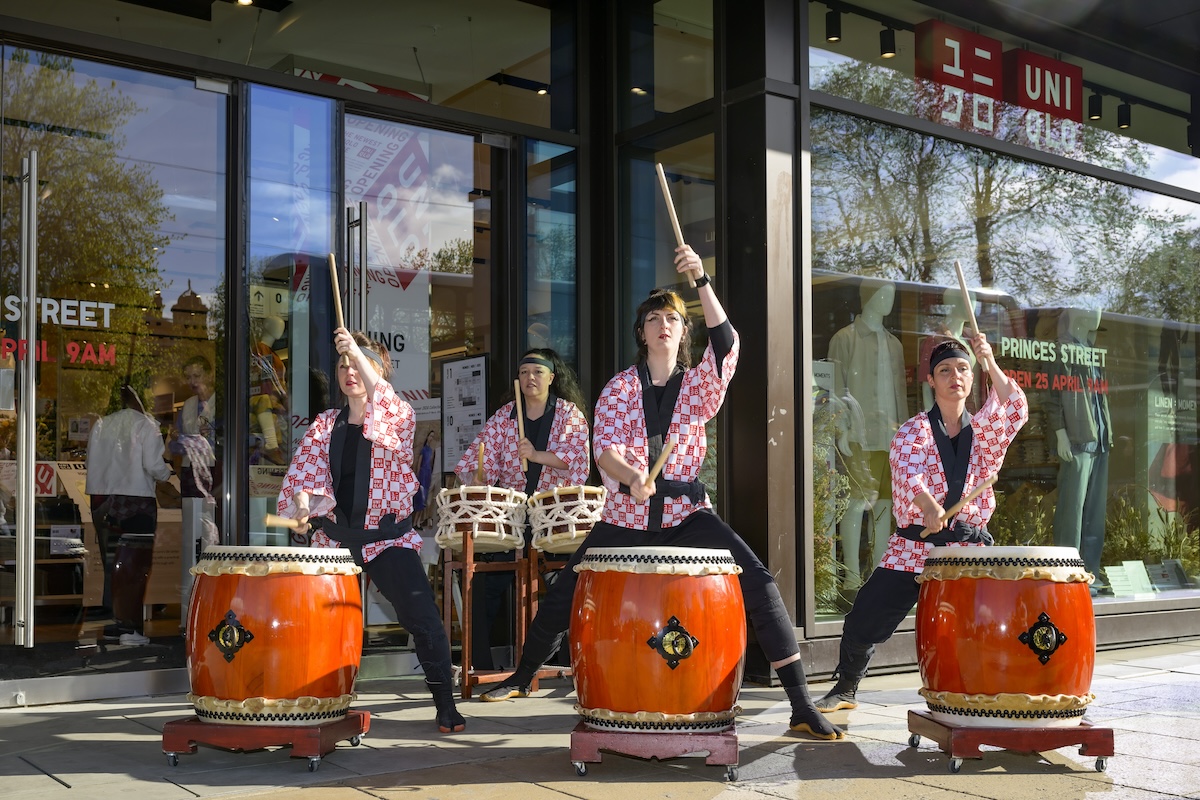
[527,485,607,554]
[434,485,527,554]
[570,546,746,733]
[915,545,1096,728]
[185,546,363,726]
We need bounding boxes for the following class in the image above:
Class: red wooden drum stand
[910,546,1113,773]
[567,546,745,780]
[162,546,369,769]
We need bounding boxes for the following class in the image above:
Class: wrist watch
[693,272,711,288]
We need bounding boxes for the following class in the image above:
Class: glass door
[0,48,227,680]
[342,114,498,652]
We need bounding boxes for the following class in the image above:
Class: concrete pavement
[3,638,1200,799]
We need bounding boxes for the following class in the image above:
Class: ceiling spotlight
[537,88,548,95]
[237,0,254,5]
[880,28,897,58]
[826,9,842,42]
[1117,101,1131,129]
[1087,93,1102,121]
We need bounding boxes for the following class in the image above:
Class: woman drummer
[453,347,591,669]
[278,327,465,734]
[815,335,1028,714]
[478,244,844,741]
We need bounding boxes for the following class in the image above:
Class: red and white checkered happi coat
[453,397,591,492]
[595,332,739,530]
[278,380,422,563]
[880,383,1029,573]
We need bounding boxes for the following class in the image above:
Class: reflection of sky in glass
[50,53,227,313]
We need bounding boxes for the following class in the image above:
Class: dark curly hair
[512,347,588,417]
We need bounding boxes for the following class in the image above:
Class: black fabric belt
[618,478,707,532]
[895,521,992,546]
[312,512,414,566]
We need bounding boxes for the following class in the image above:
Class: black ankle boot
[478,660,537,702]
[785,684,845,740]
[815,674,860,712]
[427,679,466,733]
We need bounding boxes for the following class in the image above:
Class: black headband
[520,355,555,372]
[359,347,384,371]
[929,345,970,374]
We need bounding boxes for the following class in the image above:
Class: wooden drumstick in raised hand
[953,259,990,374]
[476,441,486,485]
[329,252,350,367]
[514,378,527,472]
[264,513,303,530]
[647,436,677,483]
[655,162,696,289]
[920,474,998,538]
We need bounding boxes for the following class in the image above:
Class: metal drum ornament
[915,545,1096,728]
[570,546,746,733]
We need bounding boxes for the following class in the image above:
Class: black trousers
[518,510,798,669]
[90,495,157,612]
[837,566,921,680]
[365,545,455,683]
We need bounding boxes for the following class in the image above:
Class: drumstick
[920,474,998,538]
[514,378,528,472]
[329,253,350,366]
[655,162,696,289]
[646,437,677,483]
[953,259,989,374]
[264,513,303,531]
[476,441,486,485]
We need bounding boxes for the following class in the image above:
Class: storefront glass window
[0,48,227,664]
[3,0,576,132]
[809,106,1200,620]
[805,4,1197,193]
[246,84,336,546]
[526,140,577,364]
[618,0,714,129]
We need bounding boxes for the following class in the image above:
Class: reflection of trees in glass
[811,61,1169,309]
[1,50,173,454]
[1107,225,1200,326]
[533,224,575,282]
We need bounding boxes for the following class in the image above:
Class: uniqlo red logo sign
[1003,49,1083,123]
[34,462,56,497]
[915,20,1004,101]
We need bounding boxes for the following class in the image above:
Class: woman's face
[641,307,685,357]
[928,356,973,404]
[518,363,554,403]
[338,360,368,400]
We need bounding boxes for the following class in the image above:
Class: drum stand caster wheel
[908,733,921,748]
[948,757,963,774]
[166,753,179,767]
[349,735,363,746]
[724,766,739,782]
[573,761,588,777]
[308,756,321,772]
[1095,757,1108,772]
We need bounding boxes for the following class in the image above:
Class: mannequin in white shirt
[828,281,907,589]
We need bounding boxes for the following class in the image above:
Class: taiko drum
[434,485,527,554]
[185,546,363,726]
[570,546,746,733]
[527,485,606,554]
[915,545,1096,728]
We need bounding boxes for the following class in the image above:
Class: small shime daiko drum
[434,485,527,553]
[186,546,363,726]
[916,545,1096,728]
[571,546,746,733]
[527,485,607,554]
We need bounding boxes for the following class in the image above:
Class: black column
[717,0,803,625]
